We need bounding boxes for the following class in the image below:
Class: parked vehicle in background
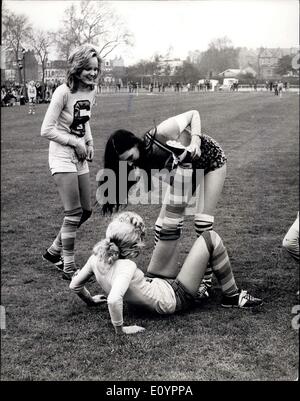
[219,78,239,91]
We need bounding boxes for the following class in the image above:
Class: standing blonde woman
[41,44,101,280]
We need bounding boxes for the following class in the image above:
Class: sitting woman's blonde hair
[93,214,145,273]
[112,211,145,237]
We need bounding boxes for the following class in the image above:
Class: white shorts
[49,155,89,176]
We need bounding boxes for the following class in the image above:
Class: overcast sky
[4,0,299,64]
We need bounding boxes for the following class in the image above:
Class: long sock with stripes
[48,230,62,257]
[194,213,214,288]
[154,218,183,246]
[61,207,83,274]
[201,231,238,296]
[48,209,92,257]
[147,166,191,277]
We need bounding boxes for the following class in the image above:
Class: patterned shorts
[164,278,195,312]
[193,134,227,175]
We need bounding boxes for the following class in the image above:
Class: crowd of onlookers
[1,78,295,107]
[1,80,64,107]
[98,80,217,93]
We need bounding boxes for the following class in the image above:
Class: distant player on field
[27,81,37,114]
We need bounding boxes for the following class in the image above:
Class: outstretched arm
[69,256,105,306]
[107,261,145,335]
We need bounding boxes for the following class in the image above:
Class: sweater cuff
[67,136,80,147]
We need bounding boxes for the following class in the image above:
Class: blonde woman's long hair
[93,214,145,274]
[66,44,101,93]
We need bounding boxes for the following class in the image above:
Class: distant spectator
[27,81,37,114]
[253,82,257,91]
[278,81,284,97]
[274,82,279,96]
[44,87,51,103]
[284,81,289,91]
[265,81,269,91]
[36,82,42,103]
[269,81,273,91]
[3,89,17,106]
[1,87,6,107]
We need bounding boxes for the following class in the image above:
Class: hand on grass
[92,294,107,304]
[122,325,145,335]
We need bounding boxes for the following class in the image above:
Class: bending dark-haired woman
[41,44,101,280]
[100,110,227,294]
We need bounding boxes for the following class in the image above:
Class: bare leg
[54,172,81,210]
[147,167,191,277]
[177,230,238,296]
[49,173,91,255]
[177,236,211,294]
[194,164,227,290]
[78,173,91,211]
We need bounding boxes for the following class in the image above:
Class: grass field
[1,90,299,381]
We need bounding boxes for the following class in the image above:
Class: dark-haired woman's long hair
[100,130,151,215]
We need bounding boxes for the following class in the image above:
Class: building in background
[101,56,126,84]
[219,66,257,78]
[2,48,38,85]
[258,47,298,79]
[157,57,183,76]
[44,60,68,84]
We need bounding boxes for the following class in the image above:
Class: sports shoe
[42,250,64,271]
[62,270,78,281]
[221,289,262,308]
[194,282,212,302]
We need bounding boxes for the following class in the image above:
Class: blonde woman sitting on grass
[69,212,262,335]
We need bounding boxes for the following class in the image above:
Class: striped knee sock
[154,218,183,245]
[61,207,83,274]
[48,230,62,257]
[201,231,238,296]
[195,213,214,287]
[154,165,191,245]
[48,209,92,256]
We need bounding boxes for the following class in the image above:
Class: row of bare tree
[2,0,134,85]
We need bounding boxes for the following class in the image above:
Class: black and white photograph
[1,0,299,384]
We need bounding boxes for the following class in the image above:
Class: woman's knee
[78,209,92,228]
[282,235,299,254]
